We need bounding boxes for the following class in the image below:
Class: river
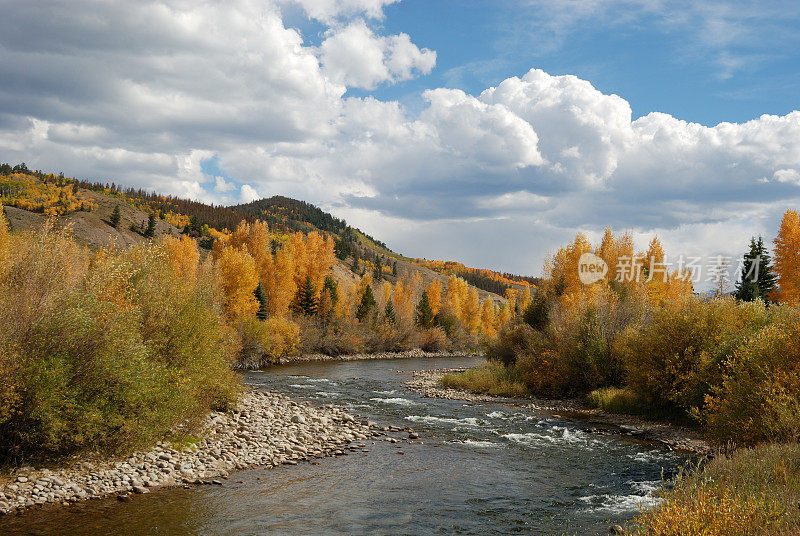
[1,356,689,535]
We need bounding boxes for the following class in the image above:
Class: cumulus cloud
[319,20,436,89]
[0,1,798,280]
[286,0,400,22]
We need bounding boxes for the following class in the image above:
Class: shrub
[236,316,300,367]
[704,305,800,445]
[0,220,240,461]
[615,297,772,417]
[416,327,447,352]
[485,323,540,367]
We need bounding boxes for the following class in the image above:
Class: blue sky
[356,0,800,125]
[1,0,799,284]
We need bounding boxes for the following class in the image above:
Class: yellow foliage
[0,172,98,215]
[215,246,258,320]
[426,280,442,316]
[162,234,199,287]
[773,209,800,305]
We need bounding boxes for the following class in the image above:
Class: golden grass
[441,362,529,398]
[633,443,800,535]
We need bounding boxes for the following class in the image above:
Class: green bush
[705,305,800,445]
[615,297,771,417]
[0,222,240,461]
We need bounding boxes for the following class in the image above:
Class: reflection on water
[0,356,689,536]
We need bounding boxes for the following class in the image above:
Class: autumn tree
[773,210,800,304]
[426,280,442,316]
[110,204,121,228]
[216,246,259,320]
[162,234,199,286]
[734,236,777,302]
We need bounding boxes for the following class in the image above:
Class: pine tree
[293,275,318,316]
[144,213,156,238]
[416,290,435,328]
[323,275,339,305]
[392,261,398,276]
[356,284,376,320]
[384,300,396,324]
[254,282,269,320]
[523,290,549,330]
[373,256,383,281]
[734,236,777,302]
[109,204,121,228]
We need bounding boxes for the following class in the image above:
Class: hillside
[0,164,537,304]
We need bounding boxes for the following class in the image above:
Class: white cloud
[240,184,261,204]
[319,20,435,90]
[0,2,798,281]
[286,0,400,22]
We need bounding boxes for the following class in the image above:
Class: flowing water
[0,356,690,535]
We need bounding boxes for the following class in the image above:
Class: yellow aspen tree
[162,234,200,286]
[518,286,531,314]
[393,278,416,325]
[444,276,468,319]
[380,280,393,308]
[0,203,11,278]
[216,246,258,320]
[272,243,296,317]
[498,302,511,327]
[504,288,517,316]
[463,287,481,333]
[773,209,800,304]
[596,227,619,282]
[480,298,497,337]
[426,280,443,316]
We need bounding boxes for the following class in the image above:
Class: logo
[578,253,608,285]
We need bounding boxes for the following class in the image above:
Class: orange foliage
[773,209,800,305]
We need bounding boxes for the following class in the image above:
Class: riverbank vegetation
[442,212,800,535]
[632,443,800,536]
[0,192,512,462]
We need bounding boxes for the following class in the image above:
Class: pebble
[0,390,375,515]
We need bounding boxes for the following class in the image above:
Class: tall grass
[441,362,529,398]
[0,217,240,462]
[633,443,800,535]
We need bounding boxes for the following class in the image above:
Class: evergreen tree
[109,204,121,228]
[356,284,376,320]
[254,282,269,320]
[734,236,777,302]
[523,290,549,330]
[293,276,318,316]
[416,290,435,328]
[384,300,396,324]
[323,275,339,305]
[373,256,383,281]
[392,261,398,276]
[352,251,360,273]
[144,213,156,238]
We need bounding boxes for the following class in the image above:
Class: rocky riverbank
[407,368,711,455]
[0,390,376,516]
[276,349,477,365]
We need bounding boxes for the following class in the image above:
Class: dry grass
[633,443,800,535]
[441,362,529,398]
